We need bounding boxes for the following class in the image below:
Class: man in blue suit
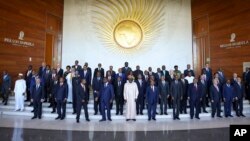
[92,72,103,115]
[223,79,234,117]
[1,70,11,105]
[171,75,182,120]
[116,68,126,83]
[188,78,201,119]
[31,77,44,119]
[76,79,90,123]
[55,77,68,120]
[38,62,46,78]
[135,74,146,115]
[234,77,246,117]
[210,79,222,118]
[99,77,114,121]
[146,80,158,121]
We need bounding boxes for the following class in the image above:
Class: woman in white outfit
[66,68,74,103]
[14,73,26,111]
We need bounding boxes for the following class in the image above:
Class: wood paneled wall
[0,0,63,87]
[192,0,250,78]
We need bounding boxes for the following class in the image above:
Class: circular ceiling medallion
[114,20,143,49]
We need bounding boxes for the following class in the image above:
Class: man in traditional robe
[14,73,26,111]
[124,75,138,121]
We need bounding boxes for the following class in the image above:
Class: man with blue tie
[188,78,201,119]
[55,77,68,120]
[99,77,114,121]
[171,75,182,120]
[210,79,222,118]
[31,77,44,119]
[234,77,246,117]
[92,72,103,115]
[158,76,169,115]
[146,80,158,121]
[76,79,90,123]
[223,79,234,117]
[1,70,11,105]
[135,74,146,115]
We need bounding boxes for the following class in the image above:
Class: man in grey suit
[1,70,11,105]
[158,76,169,115]
[171,75,182,120]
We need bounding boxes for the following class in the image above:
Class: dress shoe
[99,119,106,122]
[195,117,200,119]
[240,114,246,117]
[86,119,90,122]
[55,116,61,120]
[173,117,176,120]
[126,119,130,121]
[60,117,65,120]
[212,116,215,118]
[148,118,151,121]
[236,114,240,117]
[15,109,20,111]
[31,110,34,112]
[38,117,41,119]
[31,116,37,119]
[120,113,123,115]
[152,118,156,121]
[176,117,180,120]
[190,117,193,119]
[160,113,163,115]
[229,115,233,117]
[4,103,7,105]
[94,113,97,115]
[25,100,29,102]
[217,116,222,118]
[164,112,168,115]
[203,111,208,113]
[184,111,187,114]
[51,110,55,113]
[132,119,136,121]
[140,113,143,115]
[48,105,52,108]
[108,119,112,121]
[72,112,76,115]
[76,120,79,123]
[116,113,119,115]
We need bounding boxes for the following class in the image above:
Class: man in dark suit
[155,68,162,86]
[122,62,132,78]
[99,77,114,121]
[202,63,213,106]
[84,62,92,80]
[116,68,126,83]
[234,77,246,117]
[245,68,250,103]
[56,64,64,78]
[72,71,81,114]
[210,79,222,118]
[25,65,33,102]
[114,76,124,115]
[38,62,46,78]
[82,65,92,100]
[29,70,37,107]
[44,65,52,102]
[146,80,158,121]
[180,74,188,114]
[55,77,68,120]
[184,64,195,77]
[135,74,146,115]
[170,75,182,120]
[92,72,103,115]
[133,65,144,80]
[218,68,226,85]
[94,63,104,78]
[158,76,169,115]
[231,73,238,111]
[188,78,201,119]
[1,70,11,105]
[50,75,58,113]
[148,67,155,78]
[76,79,90,123]
[106,66,116,80]
[199,74,208,113]
[72,60,82,72]
[223,79,234,117]
[31,78,44,119]
[161,65,171,83]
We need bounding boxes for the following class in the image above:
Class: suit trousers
[76,101,89,120]
[57,100,66,118]
[33,100,42,117]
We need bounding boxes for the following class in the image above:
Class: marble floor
[0,114,249,141]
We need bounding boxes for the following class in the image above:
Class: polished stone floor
[0,127,229,141]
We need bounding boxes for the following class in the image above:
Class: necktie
[152,86,154,92]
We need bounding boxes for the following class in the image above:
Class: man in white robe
[124,75,138,121]
[14,73,26,111]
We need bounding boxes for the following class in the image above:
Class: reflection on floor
[0,127,229,141]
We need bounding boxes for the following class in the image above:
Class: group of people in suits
[1,61,250,123]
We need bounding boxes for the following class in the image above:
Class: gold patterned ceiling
[91,0,166,55]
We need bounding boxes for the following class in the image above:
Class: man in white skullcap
[124,75,138,121]
[14,73,26,111]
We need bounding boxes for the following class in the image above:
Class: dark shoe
[4,103,7,105]
[116,113,119,115]
[195,117,200,119]
[38,117,41,119]
[55,116,61,120]
[31,110,34,113]
[31,116,37,119]
[120,113,123,115]
[176,117,180,120]
[152,118,156,121]
[86,119,90,122]
[126,119,130,121]
[72,112,76,115]
[140,113,143,115]
[236,114,240,117]
[48,105,52,108]
[99,119,106,122]
[241,114,246,117]
[108,119,112,121]
[51,110,55,113]
[76,119,79,123]
[212,115,215,118]
[229,115,233,117]
[173,117,176,120]
[203,111,208,113]
[25,100,29,102]
[164,112,168,115]
[148,118,151,121]
[190,117,193,119]
[184,111,187,114]
[28,104,33,106]
[132,119,136,121]
[160,113,163,115]
[60,117,65,120]
[94,113,97,115]
[217,116,222,118]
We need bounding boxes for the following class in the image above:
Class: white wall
[62,0,192,73]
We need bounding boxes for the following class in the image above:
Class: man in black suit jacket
[84,62,92,80]
[38,62,46,78]
[72,60,82,72]
[76,79,90,123]
[171,75,182,120]
[184,64,195,77]
[199,74,208,113]
[133,65,143,80]
[92,72,103,115]
[1,70,11,105]
[122,62,132,78]
[31,78,44,119]
[180,74,189,114]
[72,71,81,114]
[158,76,169,115]
[114,76,124,115]
[25,65,33,102]
[55,77,68,120]
[135,74,146,115]
[56,64,64,78]
[94,63,104,78]
[161,65,171,83]
[210,79,222,118]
